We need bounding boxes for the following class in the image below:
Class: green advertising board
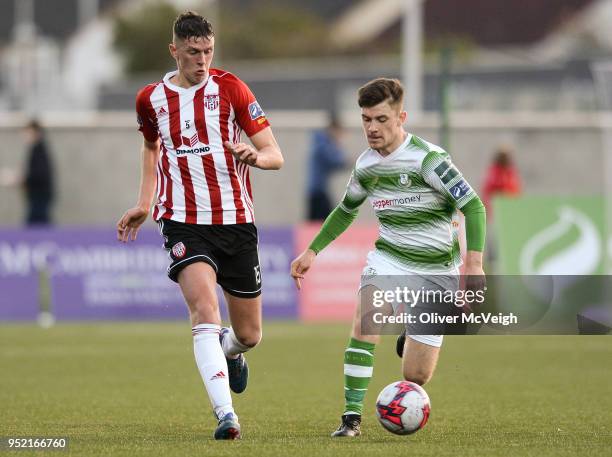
[488,196,610,334]
[494,196,605,275]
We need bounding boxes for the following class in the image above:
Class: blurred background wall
[0,112,607,226]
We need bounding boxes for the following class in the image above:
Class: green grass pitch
[1,322,611,456]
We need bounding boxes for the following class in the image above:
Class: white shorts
[359,250,460,348]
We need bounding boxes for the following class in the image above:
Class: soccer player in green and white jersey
[290,78,486,437]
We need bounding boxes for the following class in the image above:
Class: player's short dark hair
[173,11,214,41]
[358,78,404,109]
[25,119,43,133]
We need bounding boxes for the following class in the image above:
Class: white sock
[192,324,235,420]
[221,327,251,359]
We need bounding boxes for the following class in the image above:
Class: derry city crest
[204,94,220,111]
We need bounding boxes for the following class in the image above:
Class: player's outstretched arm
[290,168,367,289]
[290,203,361,289]
[117,138,160,242]
[224,127,283,170]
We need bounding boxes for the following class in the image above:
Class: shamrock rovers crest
[399,173,411,187]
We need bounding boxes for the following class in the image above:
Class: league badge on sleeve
[248,101,265,120]
[449,180,472,200]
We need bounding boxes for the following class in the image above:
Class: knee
[190,301,219,325]
[235,329,262,349]
[403,367,432,386]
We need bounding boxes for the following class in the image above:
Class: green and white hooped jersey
[340,134,476,273]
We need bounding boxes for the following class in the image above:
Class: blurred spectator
[306,113,347,221]
[482,144,521,217]
[22,120,55,225]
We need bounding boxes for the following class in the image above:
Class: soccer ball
[375,381,431,435]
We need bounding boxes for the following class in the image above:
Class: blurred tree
[218,0,330,59]
[113,0,331,74]
[113,2,179,75]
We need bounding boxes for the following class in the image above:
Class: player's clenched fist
[116,207,148,242]
[290,248,317,290]
[224,141,258,166]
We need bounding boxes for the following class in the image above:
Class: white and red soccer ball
[375,381,431,435]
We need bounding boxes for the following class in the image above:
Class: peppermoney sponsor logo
[372,195,421,209]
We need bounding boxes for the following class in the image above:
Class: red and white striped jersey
[135,68,270,225]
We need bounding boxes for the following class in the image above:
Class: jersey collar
[375,132,412,160]
[163,70,209,93]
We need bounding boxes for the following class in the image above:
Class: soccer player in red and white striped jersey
[116,11,283,440]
